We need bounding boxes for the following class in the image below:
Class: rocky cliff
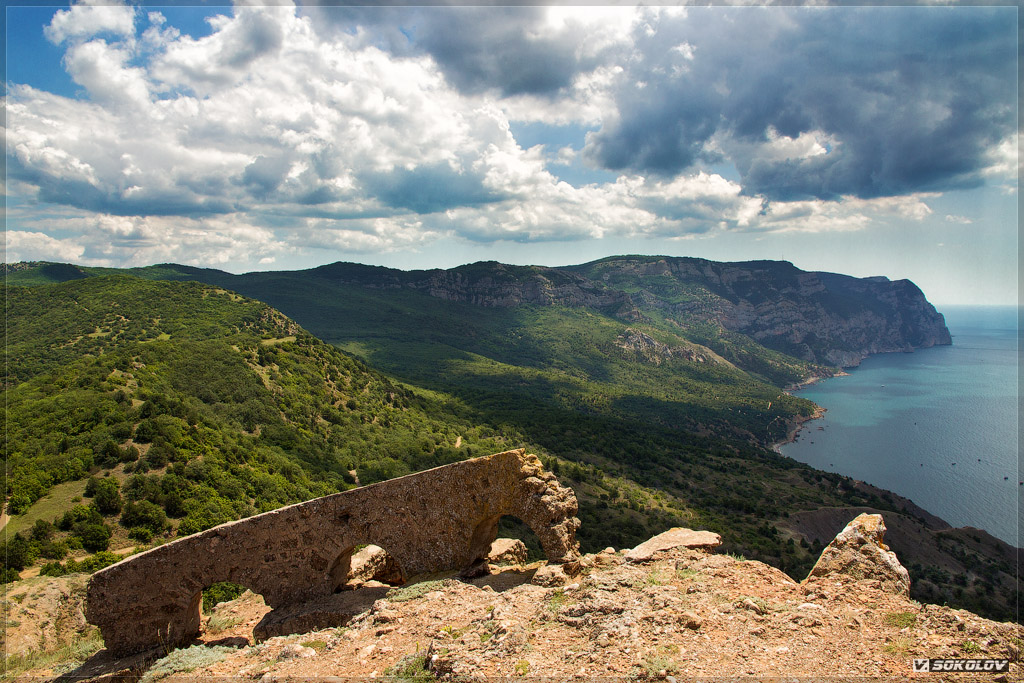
[16,515,1020,681]
[310,256,951,367]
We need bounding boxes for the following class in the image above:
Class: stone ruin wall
[86,449,580,656]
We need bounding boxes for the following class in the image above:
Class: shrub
[121,500,167,534]
[93,480,123,515]
[1,533,35,571]
[30,519,54,542]
[39,539,69,560]
[40,551,121,577]
[202,582,245,614]
[139,645,236,683]
[74,523,111,552]
[57,505,103,531]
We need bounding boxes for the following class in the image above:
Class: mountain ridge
[5,255,952,370]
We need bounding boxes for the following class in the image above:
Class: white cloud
[6,231,86,262]
[5,4,1013,273]
[64,39,151,108]
[44,2,135,45]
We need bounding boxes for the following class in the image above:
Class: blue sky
[3,2,1018,306]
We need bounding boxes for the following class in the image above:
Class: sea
[779,305,1020,548]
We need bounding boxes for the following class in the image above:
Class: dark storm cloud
[240,155,291,198]
[301,5,611,97]
[587,7,1016,201]
[361,163,507,214]
[407,8,583,96]
[6,153,236,217]
[305,5,1014,202]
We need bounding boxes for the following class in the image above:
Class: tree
[92,479,123,515]
[121,500,167,534]
[1,533,34,571]
[74,523,111,552]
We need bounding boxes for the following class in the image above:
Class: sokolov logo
[912,658,1009,672]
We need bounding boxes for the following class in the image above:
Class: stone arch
[189,579,270,645]
[495,515,544,562]
[184,573,275,646]
[467,513,552,566]
[87,449,580,656]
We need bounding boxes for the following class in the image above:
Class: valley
[2,258,1017,641]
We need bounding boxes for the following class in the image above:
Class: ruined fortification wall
[86,449,579,656]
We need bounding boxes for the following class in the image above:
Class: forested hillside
[2,269,1016,622]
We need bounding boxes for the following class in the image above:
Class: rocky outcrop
[806,513,911,595]
[614,328,728,366]
[347,545,404,585]
[312,256,951,368]
[624,527,723,562]
[85,449,579,656]
[580,257,951,367]
[16,515,1023,680]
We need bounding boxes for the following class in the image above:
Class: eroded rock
[347,545,403,585]
[488,538,528,565]
[625,527,722,562]
[805,513,910,595]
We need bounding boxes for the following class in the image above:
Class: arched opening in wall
[329,543,406,593]
[493,515,545,564]
[465,515,545,593]
[190,581,271,648]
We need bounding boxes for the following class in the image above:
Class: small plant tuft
[960,639,981,654]
[882,612,916,628]
[675,568,699,581]
[384,653,433,682]
[546,588,570,612]
[301,639,327,652]
[140,644,236,682]
[388,580,446,603]
[205,614,240,634]
[883,635,914,655]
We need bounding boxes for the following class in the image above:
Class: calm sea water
[780,306,1020,547]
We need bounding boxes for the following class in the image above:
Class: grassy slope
[3,264,1017,622]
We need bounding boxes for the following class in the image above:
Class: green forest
[2,267,1018,623]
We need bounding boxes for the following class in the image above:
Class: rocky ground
[6,516,1021,682]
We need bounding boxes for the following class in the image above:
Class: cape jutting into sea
[780,305,1019,548]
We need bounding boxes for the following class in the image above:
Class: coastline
[771,405,826,454]
[771,370,847,453]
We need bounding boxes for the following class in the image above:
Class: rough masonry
[86,449,580,656]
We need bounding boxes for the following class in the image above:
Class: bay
[780,305,1020,547]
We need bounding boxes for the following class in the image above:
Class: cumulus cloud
[44,1,135,45]
[584,7,1017,201]
[3,3,1017,270]
[5,231,86,263]
[304,5,637,98]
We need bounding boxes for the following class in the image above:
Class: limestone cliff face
[312,256,951,368]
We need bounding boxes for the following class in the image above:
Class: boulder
[531,563,569,587]
[348,545,404,585]
[806,513,910,595]
[488,538,528,565]
[625,527,722,562]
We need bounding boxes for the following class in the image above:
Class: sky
[3,2,1019,306]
